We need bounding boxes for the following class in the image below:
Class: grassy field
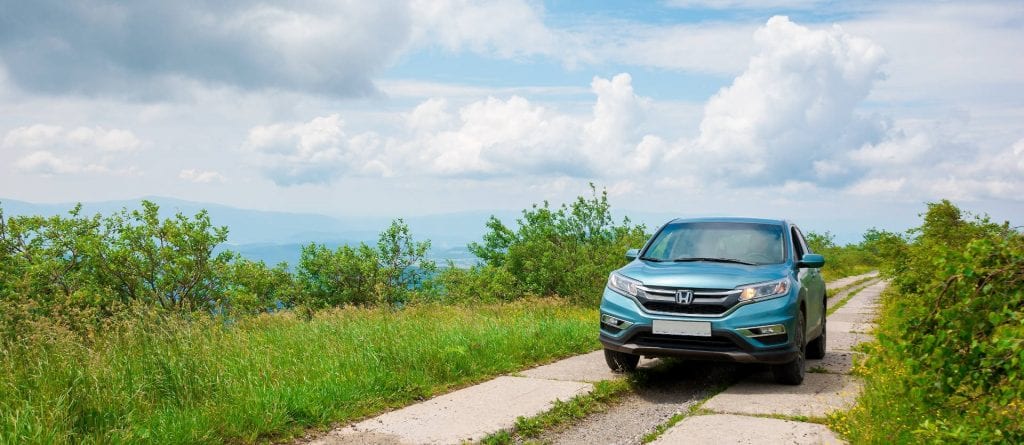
[0,300,598,444]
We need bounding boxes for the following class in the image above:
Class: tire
[604,348,640,372]
[806,295,827,360]
[772,310,806,385]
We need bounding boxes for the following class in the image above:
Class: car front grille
[636,285,741,316]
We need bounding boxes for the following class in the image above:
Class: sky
[1,0,1022,242]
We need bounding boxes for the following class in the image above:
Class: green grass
[0,299,599,444]
[819,264,874,284]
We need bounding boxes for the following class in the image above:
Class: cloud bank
[230,14,1023,203]
[3,124,141,176]
[0,0,412,97]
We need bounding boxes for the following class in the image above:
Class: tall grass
[0,300,598,444]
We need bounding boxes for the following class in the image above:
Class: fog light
[601,314,634,329]
[738,324,786,337]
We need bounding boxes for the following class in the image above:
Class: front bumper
[599,328,798,364]
[599,285,800,364]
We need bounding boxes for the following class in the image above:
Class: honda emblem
[675,289,694,305]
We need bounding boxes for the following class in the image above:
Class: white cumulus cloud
[689,16,887,183]
[3,124,140,153]
[241,114,391,186]
[400,73,659,178]
[3,124,142,176]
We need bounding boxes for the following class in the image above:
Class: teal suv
[599,217,826,385]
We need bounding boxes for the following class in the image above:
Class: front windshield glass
[642,222,786,265]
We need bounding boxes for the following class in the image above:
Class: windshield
[641,221,786,265]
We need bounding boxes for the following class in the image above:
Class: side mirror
[798,253,825,268]
[625,248,640,261]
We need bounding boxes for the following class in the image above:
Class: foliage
[804,230,880,281]
[833,200,1023,443]
[295,219,436,307]
[431,262,521,304]
[468,185,648,304]
[218,256,296,314]
[0,299,597,444]
[0,201,231,327]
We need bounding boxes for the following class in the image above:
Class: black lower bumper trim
[600,333,799,364]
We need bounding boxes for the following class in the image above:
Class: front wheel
[604,348,639,372]
[772,311,806,385]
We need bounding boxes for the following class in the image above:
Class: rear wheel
[806,295,827,360]
[604,348,640,372]
[772,311,806,385]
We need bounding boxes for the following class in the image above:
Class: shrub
[218,256,296,314]
[467,185,647,304]
[0,201,230,328]
[431,263,522,304]
[834,200,1023,443]
[295,219,435,307]
[804,230,880,281]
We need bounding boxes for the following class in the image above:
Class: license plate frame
[652,319,712,337]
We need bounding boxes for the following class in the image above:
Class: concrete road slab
[825,271,878,291]
[312,376,592,445]
[702,373,862,418]
[518,350,658,382]
[828,331,874,352]
[829,321,874,334]
[652,414,845,445]
[519,350,620,382]
[807,351,859,374]
[828,312,875,324]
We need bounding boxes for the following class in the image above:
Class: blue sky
[1,0,1022,242]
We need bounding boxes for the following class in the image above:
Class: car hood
[617,260,791,290]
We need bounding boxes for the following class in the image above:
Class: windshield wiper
[672,257,756,266]
[639,256,664,262]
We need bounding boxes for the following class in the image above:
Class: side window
[790,226,807,260]
[795,227,812,254]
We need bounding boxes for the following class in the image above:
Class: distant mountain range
[0,196,683,268]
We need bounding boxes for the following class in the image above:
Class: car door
[791,226,826,335]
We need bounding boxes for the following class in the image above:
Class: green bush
[0,201,231,327]
[804,230,880,281]
[295,219,435,307]
[218,256,296,314]
[834,200,1023,443]
[431,263,522,304]
[467,185,648,304]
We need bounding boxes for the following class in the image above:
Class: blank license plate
[652,320,711,337]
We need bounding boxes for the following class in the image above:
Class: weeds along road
[535,272,881,445]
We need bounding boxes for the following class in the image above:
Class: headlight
[607,272,642,298]
[738,278,790,301]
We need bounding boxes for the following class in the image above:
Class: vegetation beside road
[0,299,597,444]
[832,200,1023,443]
